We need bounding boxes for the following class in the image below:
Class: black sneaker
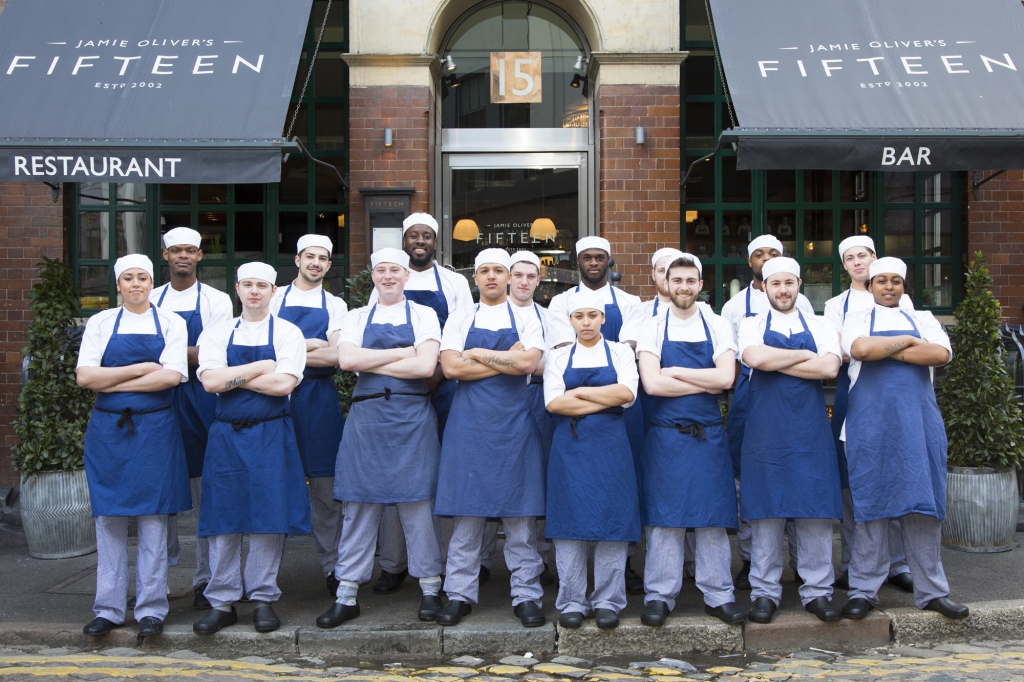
[193,583,211,610]
[372,568,408,594]
[625,558,644,594]
[734,560,751,591]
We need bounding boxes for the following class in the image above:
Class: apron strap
[431,263,444,291]
[95,405,172,436]
[351,386,429,403]
[650,421,721,440]
[219,411,289,431]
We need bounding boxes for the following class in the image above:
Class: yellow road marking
[0,666,336,681]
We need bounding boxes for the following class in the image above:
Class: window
[73,183,148,309]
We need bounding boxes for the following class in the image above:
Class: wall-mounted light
[635,127,646,145]
[573,56,587,71]
[444,74,459,89]
[570,73,584,89]
[444,55,457,71]
[383,128,393,147]
[453,219,480,242]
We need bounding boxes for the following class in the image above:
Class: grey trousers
[335,500,443,585]
[838,489,910,576]
[94,515,169,623]
[380,509,498,571]
[445,516,544,606]
[555,540,626,614]
[205,534,286,609]
[848,514,949,609]
[536,519,555,566]
[309,476,343,577]
[750,518,834,606]
[645,527,734,610]
[166,477,210,587]
[735,480,797,571]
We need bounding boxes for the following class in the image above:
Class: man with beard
[270,235,348,597]
[737,257,843,624]
[370,213,474,595]
[637,255,745,627]
[642,248,685,319]
[151,228,233,611]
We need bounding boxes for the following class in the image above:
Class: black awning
[0,0,313,183]
[708,0,1024,171]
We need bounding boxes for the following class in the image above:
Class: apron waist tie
[351,386,429,403]
[95,405,171,436]
[569,408,624,438]
[217,412,289,432]
[650,421,722,440]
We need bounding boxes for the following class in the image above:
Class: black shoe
[559,611,584,628]
[317,601,360,628]
[805,596,842,622]
[436,599,472,626]
[595,608,619,629]
[193,607,238,635]
[193,583,211,610]
[734,560,751,591]
[539,563,556,587]
[924,597,970,620]
[252,602,280,633]
[841,597,874,620]
[640,600,669,627]
[479,565,491,584]
[888,572,915,593]
[705,602,748,625]
[138,616,163,636]
[326,574,341,598]
[514,601,546,628]
[373,568,408,594]
[748,597,777,624]
[834,571,849,591]
[625,558,644,594]
[418,595,443,622]
[83,617,120,636]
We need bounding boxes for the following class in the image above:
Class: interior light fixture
[530,218,557,241]
[444,55,457,71]
[453,219,480,241]
[685,210,698,223]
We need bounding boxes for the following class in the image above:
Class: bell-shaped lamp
[453,219,480,242]
[530,217,557,240]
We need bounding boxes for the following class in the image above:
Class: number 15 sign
[490,51,542,103]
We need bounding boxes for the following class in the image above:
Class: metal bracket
[680,136,726,203]
[41,182,60,202]
[973,169,1007,199]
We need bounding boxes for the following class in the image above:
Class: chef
[270,234,348,597]
[371,212,473,596]
[316,247,445,628]
[737,257,843,624]
[637,255,746,627]
[77,254,190,637]
[720,235,814,591]
[151,227,233,611]
[823,236,914,593]
[433,248,548,628]
[193,262,311,635]
[840,257,969,621]
[544,288,640,630]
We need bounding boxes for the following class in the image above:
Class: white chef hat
[869,257,907,280]
[297,234,333,255]
[474,248,512,272]
[576,236,611,255]
[403,212,439,234]
[510,250,541,271]
[114,254,154,279]
[236,262,277,284]
[371,247,410,270]
[747,235,785,257]
[667,253,703,277]
[568,289,606,315]
[162,227,202,249]
[651,247,685,269]
[761,256,801,282]
[838,235,875,258]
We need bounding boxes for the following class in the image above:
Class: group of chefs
[75,212,968,638]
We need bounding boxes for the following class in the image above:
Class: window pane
[198,266,228,296]
[885,173,915,202]
[198,212,227,259]
[78,212,109,259]
[804,171,832,202]
[685,209,715,259]
[161,212,191,233]
[79,182,110,205]
[115,183,146,206]
[767,210,796,255]
[923,209,952,257]
[284,103,308,143]
[315,212,344,257]
[278,212,309,255]
[923,172,952,203]
[115,212,146,256]
[902,265,917,306]
[839,209,871,241]
[235,184,264,204]
[314,0,347,43]
[235,212,264,258]
[314,51,347,97]
[314,103,347,152]
[839,171,869,202]
[684,0,712,41]
[801,263,833,313]
[722,210,752,259]
[720,262,755,307]
[684,102,715,150]
[884,209,915,257]
[684,53,715,96]
[697,264,717,308]
[160,185,191,204]
[79,266,110,309]
[198,185,228,204]
[314,161,345,204]
[922,263,953,308]
[804,210,833,258]
[684,156,715,203]
[766,171,796,203]
[721,156,750,203]
[279,157,309,204]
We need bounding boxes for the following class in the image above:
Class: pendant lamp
[453,219,480,241]
[530,217,556,240]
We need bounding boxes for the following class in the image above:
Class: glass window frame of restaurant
[680,0,962,315]
[68,0,350,314]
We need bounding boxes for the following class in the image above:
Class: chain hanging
[286,0,332,141]
[703,0,736,130]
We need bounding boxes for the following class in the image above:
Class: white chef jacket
[196,314,307,383]
[721,285,817,338]
[823,287,913,335]
[338,299,441,350]
[441,300,545,354]
[841,305,951,389]
[547,283,645,348]
[269,282,348,337]
[77,305,189,380]
[511,300,551,344]
[367,261,473,322]
[637,307,736,362]
[738,309,841,365]
[543,338,639,408]
[149,281,234,340]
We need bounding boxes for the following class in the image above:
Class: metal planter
[20,469,96,559]
[942,466,1019,553]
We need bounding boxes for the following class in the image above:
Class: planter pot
[20,469,96,559]
[942,466,1019,553]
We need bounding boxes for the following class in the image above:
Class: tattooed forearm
[479,354,518,369]
[884,340,906,357]
[225,376,247,389]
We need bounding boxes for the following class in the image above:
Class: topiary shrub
[334,267,375,415]
[936,252,1024,469]
[12,259,95,474]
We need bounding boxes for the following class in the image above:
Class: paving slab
[138,623,299,656]
[444,624,554,656]
[558,619,743,658]
[743,610,891,653]
[887,599,1024,646]
[299,624,442,657]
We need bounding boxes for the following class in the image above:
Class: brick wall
[0,183,66,486]
[598,84,681,299]
[966,169,1024,325]
[348,86,432,273]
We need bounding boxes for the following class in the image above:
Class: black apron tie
[95,405,171,436]
[570,416,583,439]
[351,386,429,403]
[216,412,289,432]
[651,421,722,440]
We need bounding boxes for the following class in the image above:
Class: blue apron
[830,290,852,489]
[406,263,456,440]
[434,303,545,517]
[739,311,842,520]
[726,286,757,477]
[199,316,311,536]
[845,309,947,521]
[156,283,218,478]
[546,341,640,542]
[525,302,555,470]
[642,310,737,529]
[638,298,662,435]
[84,307,190,517]
[334,301,440,503]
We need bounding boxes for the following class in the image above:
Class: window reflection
[115,212,146,257]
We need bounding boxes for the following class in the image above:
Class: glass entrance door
[442,152,587,304]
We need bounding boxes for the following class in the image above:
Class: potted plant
[12,258,96,558]
[333,267,374,415]
[936,252,1024,552]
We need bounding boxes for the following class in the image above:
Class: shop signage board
[490,51,542,104]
